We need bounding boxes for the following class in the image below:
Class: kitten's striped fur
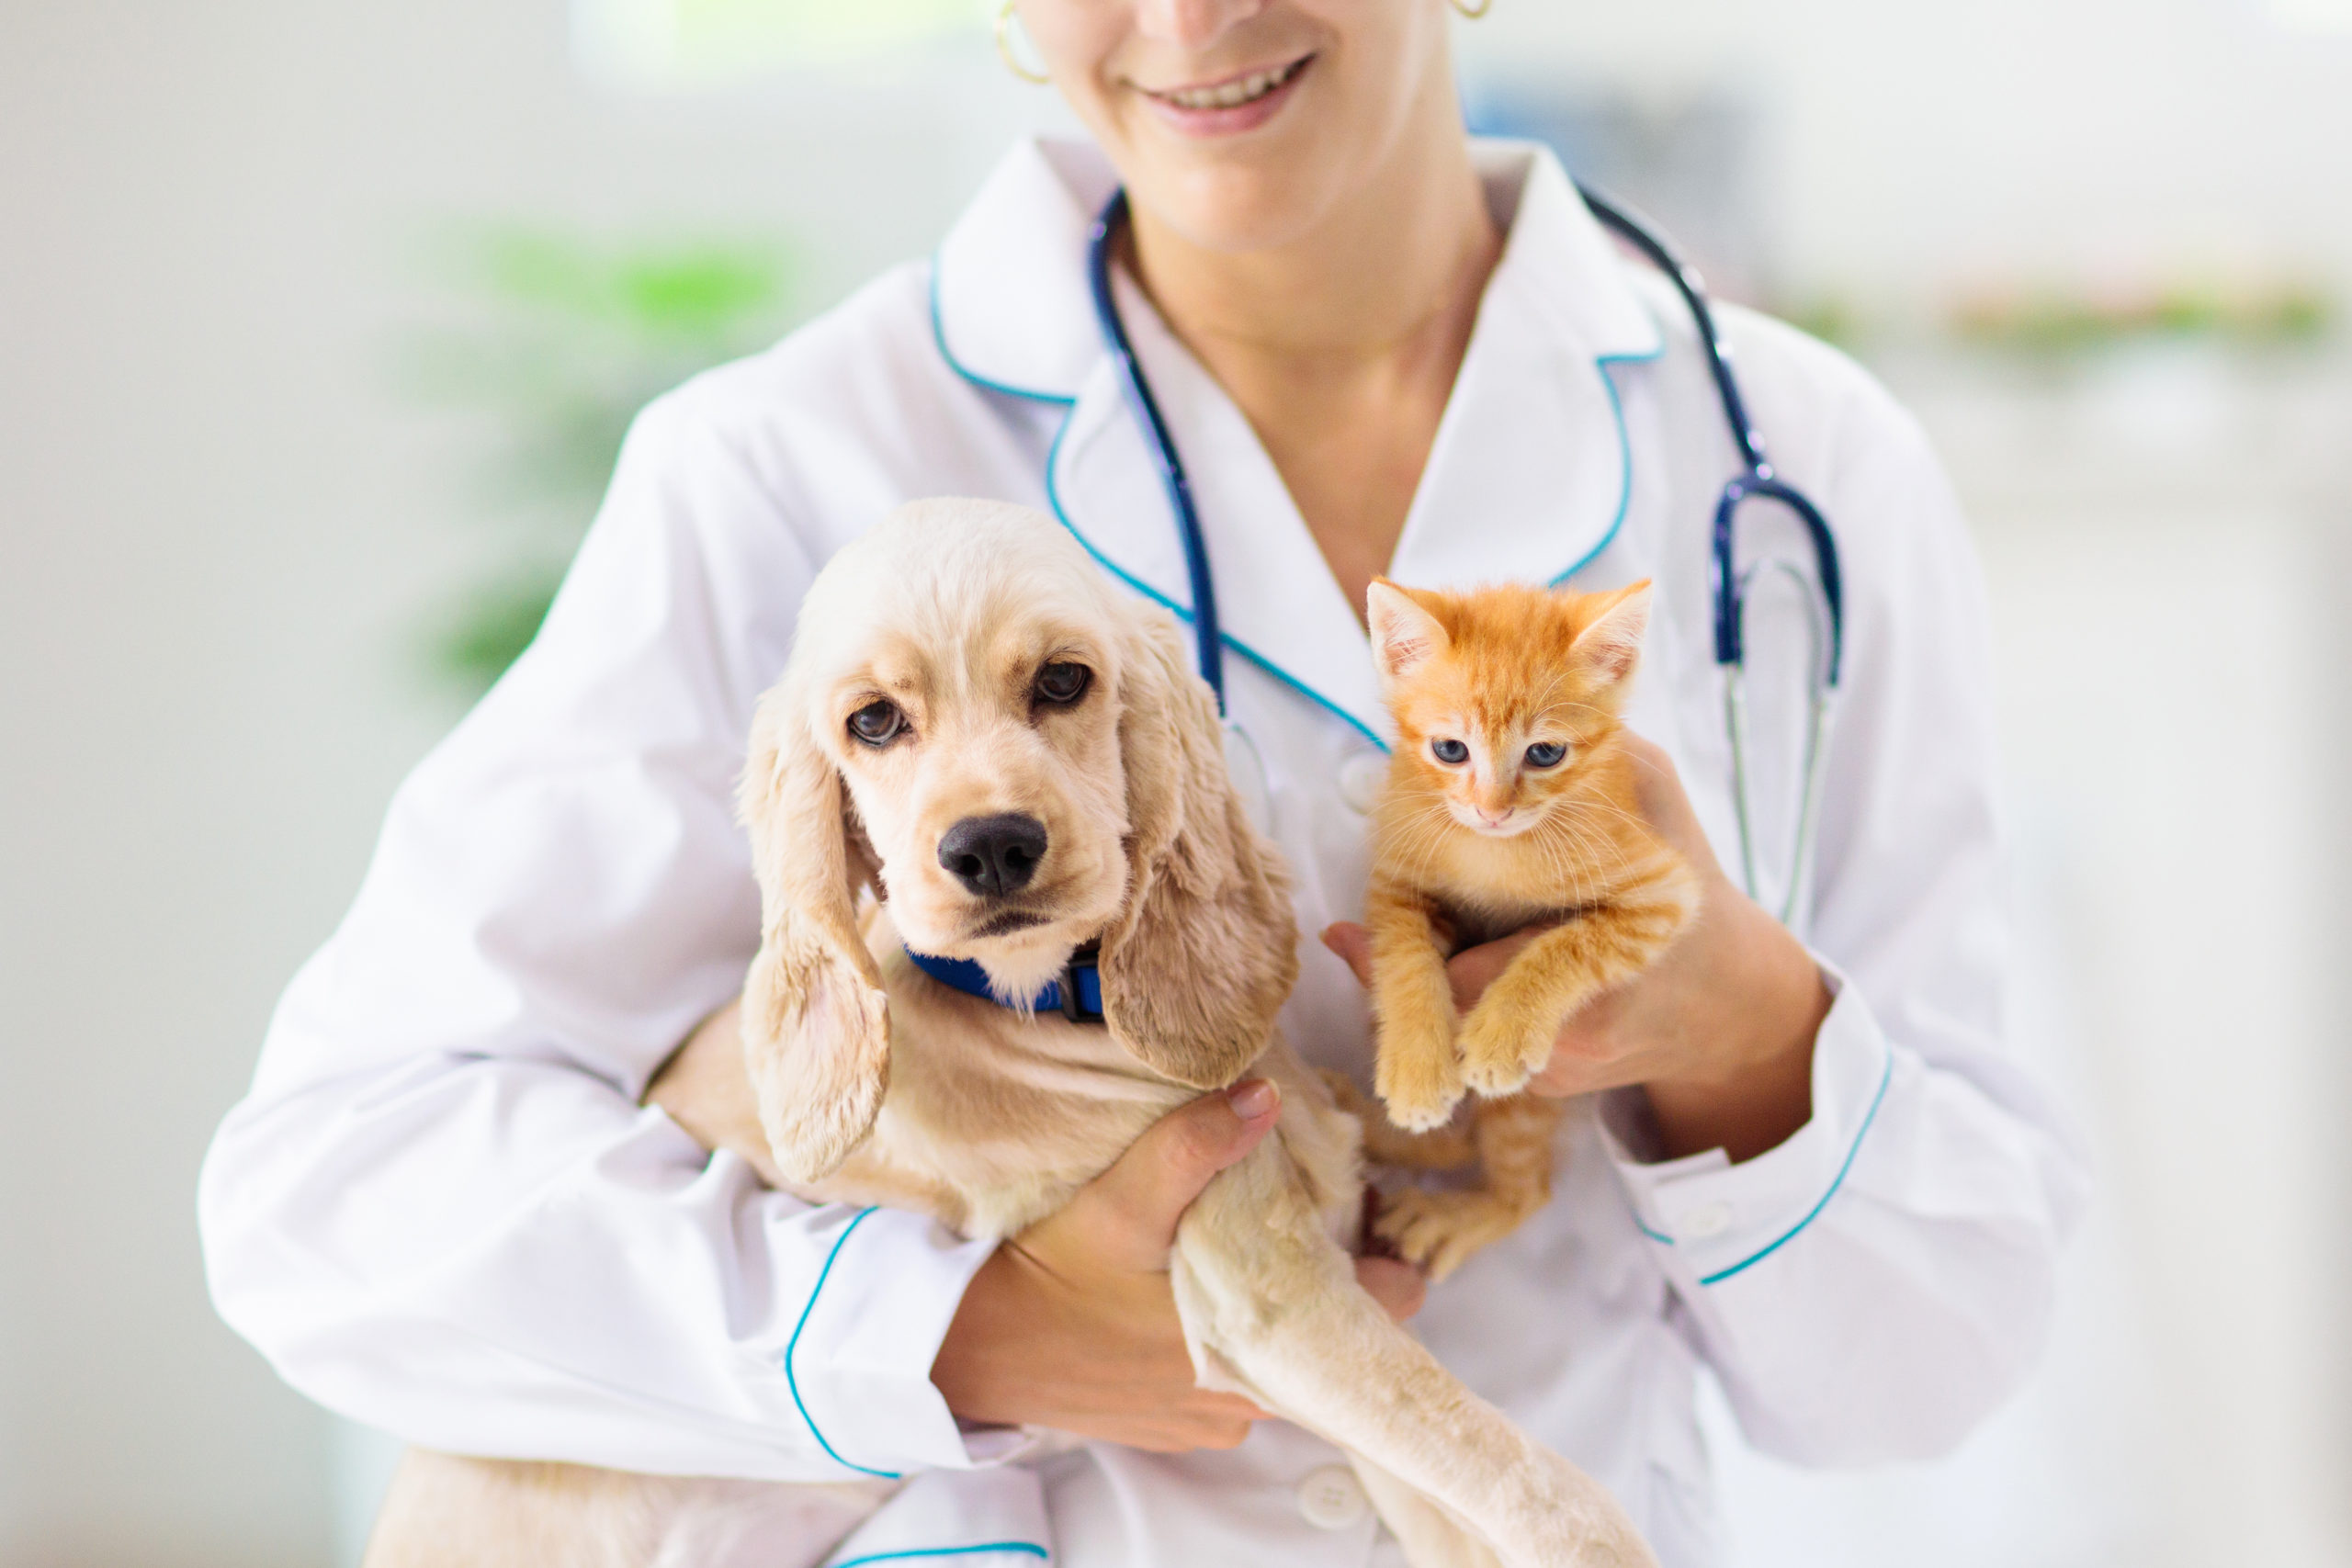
[1358,579,1699,1280]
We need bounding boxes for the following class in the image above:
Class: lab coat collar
[932,138,1115,405]
[933,137,1667,746]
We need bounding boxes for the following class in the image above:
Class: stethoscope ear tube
[1713,479,1846,690]
[1722,554,1840,928]
[1088,178,1850,929]
[1088,191,1227,713]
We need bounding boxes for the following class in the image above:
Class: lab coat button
[1678,1201,1735,1240]
[1296,1464,1370,1529]
[1338,752,1388,813]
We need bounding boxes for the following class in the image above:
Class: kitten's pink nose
[1477,807,1513,829]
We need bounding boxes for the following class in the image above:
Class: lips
[1147,55,1308,111]
[1136,53,1313,136]
[972,908,1049,938]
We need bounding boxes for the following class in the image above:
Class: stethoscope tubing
[1088,189,1227,713]
[1084,181,1846,920]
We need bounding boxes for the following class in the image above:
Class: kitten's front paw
[1375,1188,1524,1282]
[1374,1029,1464,1133]
[1456,1000,1555,1099]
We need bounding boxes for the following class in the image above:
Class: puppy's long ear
[737,675,889,1184]
[1098,611,1298,1089]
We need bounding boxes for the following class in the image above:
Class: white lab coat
[198,138,2087,1568]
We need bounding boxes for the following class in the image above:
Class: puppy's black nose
[937,814,1048,897]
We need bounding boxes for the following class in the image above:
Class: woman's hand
[931,1080,1426,1450]
[1324,737,1830,1164]
[649,1018,1422,1450]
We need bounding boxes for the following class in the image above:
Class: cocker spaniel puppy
[365,501,1652,1568]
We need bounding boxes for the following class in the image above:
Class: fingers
[1353,1256,1427,1322]
[1623,733,1723,876]
[1319,922,1373,987]
[1442,923,1549,1013]
[1124,1393,1267,1452]
[1074,1080,1282,1269]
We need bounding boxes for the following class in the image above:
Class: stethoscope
[1085,185,1845,925]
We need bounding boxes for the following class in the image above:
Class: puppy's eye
[848,700,905,746]
[1034,661,1092,705]
[1523,741,1567,768]
[1430,738,1469,765]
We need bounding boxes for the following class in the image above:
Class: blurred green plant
[1774,295,1864,354]
[402,227,801,692]
[1949,282,2335,358]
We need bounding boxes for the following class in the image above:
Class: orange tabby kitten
[1352,578,1700,1280]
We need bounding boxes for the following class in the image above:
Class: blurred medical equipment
[1086,186,1846,922]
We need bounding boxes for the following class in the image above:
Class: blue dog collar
[905,944,1106,1024]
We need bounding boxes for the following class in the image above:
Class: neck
[1125,106,1499,369]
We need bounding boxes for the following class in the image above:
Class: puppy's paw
[1375,1036,1464,1133]
[1374,1188,1524,1282]
[1456,1000,1554,1099]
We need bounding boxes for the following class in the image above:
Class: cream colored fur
[362,502,1655,1568]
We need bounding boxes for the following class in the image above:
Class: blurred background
[4,1,2350,1564]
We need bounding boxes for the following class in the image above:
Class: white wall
[1707,353,2352,1568]
[1460,0,2352,306]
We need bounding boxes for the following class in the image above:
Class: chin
[1449,809,1541,840]
[899,873,1117,994]
[1142,149,1355,254]
[967,920,1096,998]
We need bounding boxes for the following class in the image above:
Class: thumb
[1319,923,1373,988]
[1074,1079,1282,1270]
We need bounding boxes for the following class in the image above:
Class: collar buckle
[1058,943,1105,1025]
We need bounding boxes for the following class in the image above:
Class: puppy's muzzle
[938,813,1048,898]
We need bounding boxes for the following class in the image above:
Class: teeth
[1164,60,1297,111]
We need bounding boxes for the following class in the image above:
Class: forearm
[1641,891,1830,1163]
[645,998,786,1185]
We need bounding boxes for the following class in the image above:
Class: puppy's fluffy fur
[364,502,1655,1568]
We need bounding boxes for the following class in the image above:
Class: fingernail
[1227,1078,1280,1120]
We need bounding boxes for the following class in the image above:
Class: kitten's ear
[1367,580,1451,687]
[1570,580,1655,687]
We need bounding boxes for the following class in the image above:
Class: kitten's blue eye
[1430,738,1470,765]
[1524,741,1567,769]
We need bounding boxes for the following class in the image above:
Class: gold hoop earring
[995,1,1052,84]
[1450,0,1493,16]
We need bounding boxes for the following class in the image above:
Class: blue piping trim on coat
[929,256,1080,409]
[1697,1043,1895,1287]
[784,1207,900,1479]
[930,267,1665,753]
[1038,409,1394,753]
[931,258,1390,751]
[1633,1216,1676,1247]
[831,1545,1051,1568]
[1548,343,1668,588]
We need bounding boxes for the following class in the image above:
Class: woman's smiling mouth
[1137,54,1314,135]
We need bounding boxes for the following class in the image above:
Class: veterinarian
[201,2,2087,1563]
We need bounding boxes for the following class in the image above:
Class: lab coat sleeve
[198,389,1003,1480]
[1603,360,2091,1466]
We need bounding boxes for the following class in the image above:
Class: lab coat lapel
[933,137,1669,747]
[1388,146,1667,593]
[932,138,1115,402]
[1049,268,1391,744]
